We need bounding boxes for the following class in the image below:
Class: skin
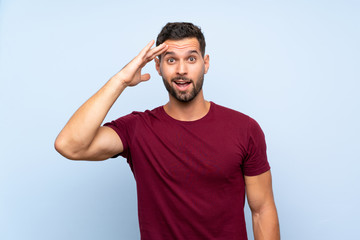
[54,37,280,239]
[246,171,281,240]
[55,40,168,160]
[158,40,207,103]
[155,38,210,121]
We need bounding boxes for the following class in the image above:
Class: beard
[162,75,204,102]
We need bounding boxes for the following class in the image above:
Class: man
[55,22,280,240]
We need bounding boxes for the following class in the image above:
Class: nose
[176,60,187,75]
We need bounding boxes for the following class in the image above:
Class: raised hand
[55,40,168,160]
[117,40,168,87]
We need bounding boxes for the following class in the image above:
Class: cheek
[189,64,205,76]
[160,65,173,77]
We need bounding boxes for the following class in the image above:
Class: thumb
[141,73,151,81]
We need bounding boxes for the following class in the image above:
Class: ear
[204,54,210,74]
[155,57,162,76]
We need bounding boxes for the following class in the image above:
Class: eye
[188,56,196,62]
[167,58,175,63]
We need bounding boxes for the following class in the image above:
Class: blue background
[1,0,359,239]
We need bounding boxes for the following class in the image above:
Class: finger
[141,73,151,81]
[151,43,168,57]
[144,43,168,62]
[151,43,168,56]
[138,40,155,57]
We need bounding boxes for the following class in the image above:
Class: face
[155,38,209,103]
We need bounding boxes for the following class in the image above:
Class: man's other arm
[245,170,280,240]
[54,40,168,160]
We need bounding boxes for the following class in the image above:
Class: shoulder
[132,105,164,122]
[123,105,164,119]
[211,102,252,123]
[211,102,264,134]
[104,105,164,127]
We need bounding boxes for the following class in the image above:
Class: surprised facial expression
[155,38,210,103]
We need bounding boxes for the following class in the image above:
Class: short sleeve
[103,112,139,159]
[243,118,270,176]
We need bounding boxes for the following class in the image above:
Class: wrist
[111,72,129,89]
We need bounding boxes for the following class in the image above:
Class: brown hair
[156,22,206,58]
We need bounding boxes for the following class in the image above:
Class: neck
[164,91,211,121]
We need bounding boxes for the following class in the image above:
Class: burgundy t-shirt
[104,102,270,240]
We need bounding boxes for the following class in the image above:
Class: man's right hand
[115,40,168,87]
[55,40,168,161]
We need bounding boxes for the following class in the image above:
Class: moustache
[171,76,192,82]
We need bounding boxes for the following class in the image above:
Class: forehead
[163,38,200,53]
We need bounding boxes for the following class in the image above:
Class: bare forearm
[55,41,168,159]
[252,205,280,240]
[55,73,127,155]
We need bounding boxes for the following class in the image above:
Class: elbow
[54,136,82,160]
[250,207,262,222]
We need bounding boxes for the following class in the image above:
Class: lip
[172,81,192,91]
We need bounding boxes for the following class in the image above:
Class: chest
[130,119,248,187]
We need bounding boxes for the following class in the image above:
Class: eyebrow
[163,50,200,57]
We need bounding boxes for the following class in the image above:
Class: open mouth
[174,81,191,86]
[173,80,191,90]
[172,78,192,90]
